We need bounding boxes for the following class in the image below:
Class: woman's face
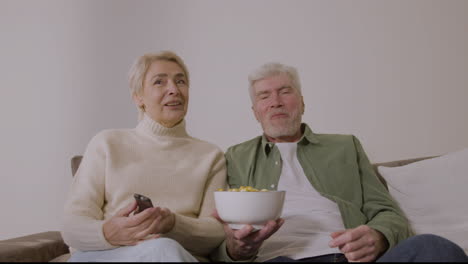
[134,60,189,127]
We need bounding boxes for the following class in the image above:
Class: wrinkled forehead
[143,60,184,82]
[253,73,294,92]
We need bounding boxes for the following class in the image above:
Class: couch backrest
[372,156,435,188]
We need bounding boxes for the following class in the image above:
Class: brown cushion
[0,231,69,262]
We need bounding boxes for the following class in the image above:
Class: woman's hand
[151,206,175,234]
[102,200,175,246]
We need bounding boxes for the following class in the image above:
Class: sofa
[0,156,82,262]
[0,154,462,262]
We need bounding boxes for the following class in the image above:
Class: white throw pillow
[378,148,468,254]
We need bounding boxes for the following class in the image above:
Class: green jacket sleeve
[352,136,414,249]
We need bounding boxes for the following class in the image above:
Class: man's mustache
[268,111,289,119]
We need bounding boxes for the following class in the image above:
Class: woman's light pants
[68,238,198,262]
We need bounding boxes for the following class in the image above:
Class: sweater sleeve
[352,136,414,249]
[61,132,116,251]
[163,149,227,257]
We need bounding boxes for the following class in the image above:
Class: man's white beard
[263,114,302,138]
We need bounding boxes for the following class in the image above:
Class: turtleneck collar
[136,113,188,138]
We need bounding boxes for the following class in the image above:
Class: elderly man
[211,62,467,262]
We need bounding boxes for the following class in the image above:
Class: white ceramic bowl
[214,190,285,230]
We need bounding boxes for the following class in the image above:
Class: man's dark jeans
[266,234,467,262]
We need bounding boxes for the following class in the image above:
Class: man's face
[252,73,304,140]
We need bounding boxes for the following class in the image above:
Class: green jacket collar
[260,123,320,156]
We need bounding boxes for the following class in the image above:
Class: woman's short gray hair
[248,62,302,103]
[128,51,189,120]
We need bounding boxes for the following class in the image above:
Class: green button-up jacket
[212,123,412,262]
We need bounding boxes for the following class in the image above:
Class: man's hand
[102,200,175,246]
[329,225,389,262]
[213,209,284,261]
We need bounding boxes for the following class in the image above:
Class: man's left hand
[329,225,389,262]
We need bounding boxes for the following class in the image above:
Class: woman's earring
[140,104,146,112]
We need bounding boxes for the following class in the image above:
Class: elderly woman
[62,51,226,262]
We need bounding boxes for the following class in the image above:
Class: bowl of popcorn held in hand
[214,186,285,230]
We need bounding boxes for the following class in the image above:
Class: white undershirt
[255,142,345,262]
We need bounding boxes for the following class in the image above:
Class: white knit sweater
[62,114,227,259]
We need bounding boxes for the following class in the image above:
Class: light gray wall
[1,0,467,239]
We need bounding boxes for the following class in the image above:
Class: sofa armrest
[0,231,69,262]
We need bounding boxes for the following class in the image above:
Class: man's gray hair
[248,62,302,103]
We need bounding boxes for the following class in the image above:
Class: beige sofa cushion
[378,148,468,254]
[50,253,70,262]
